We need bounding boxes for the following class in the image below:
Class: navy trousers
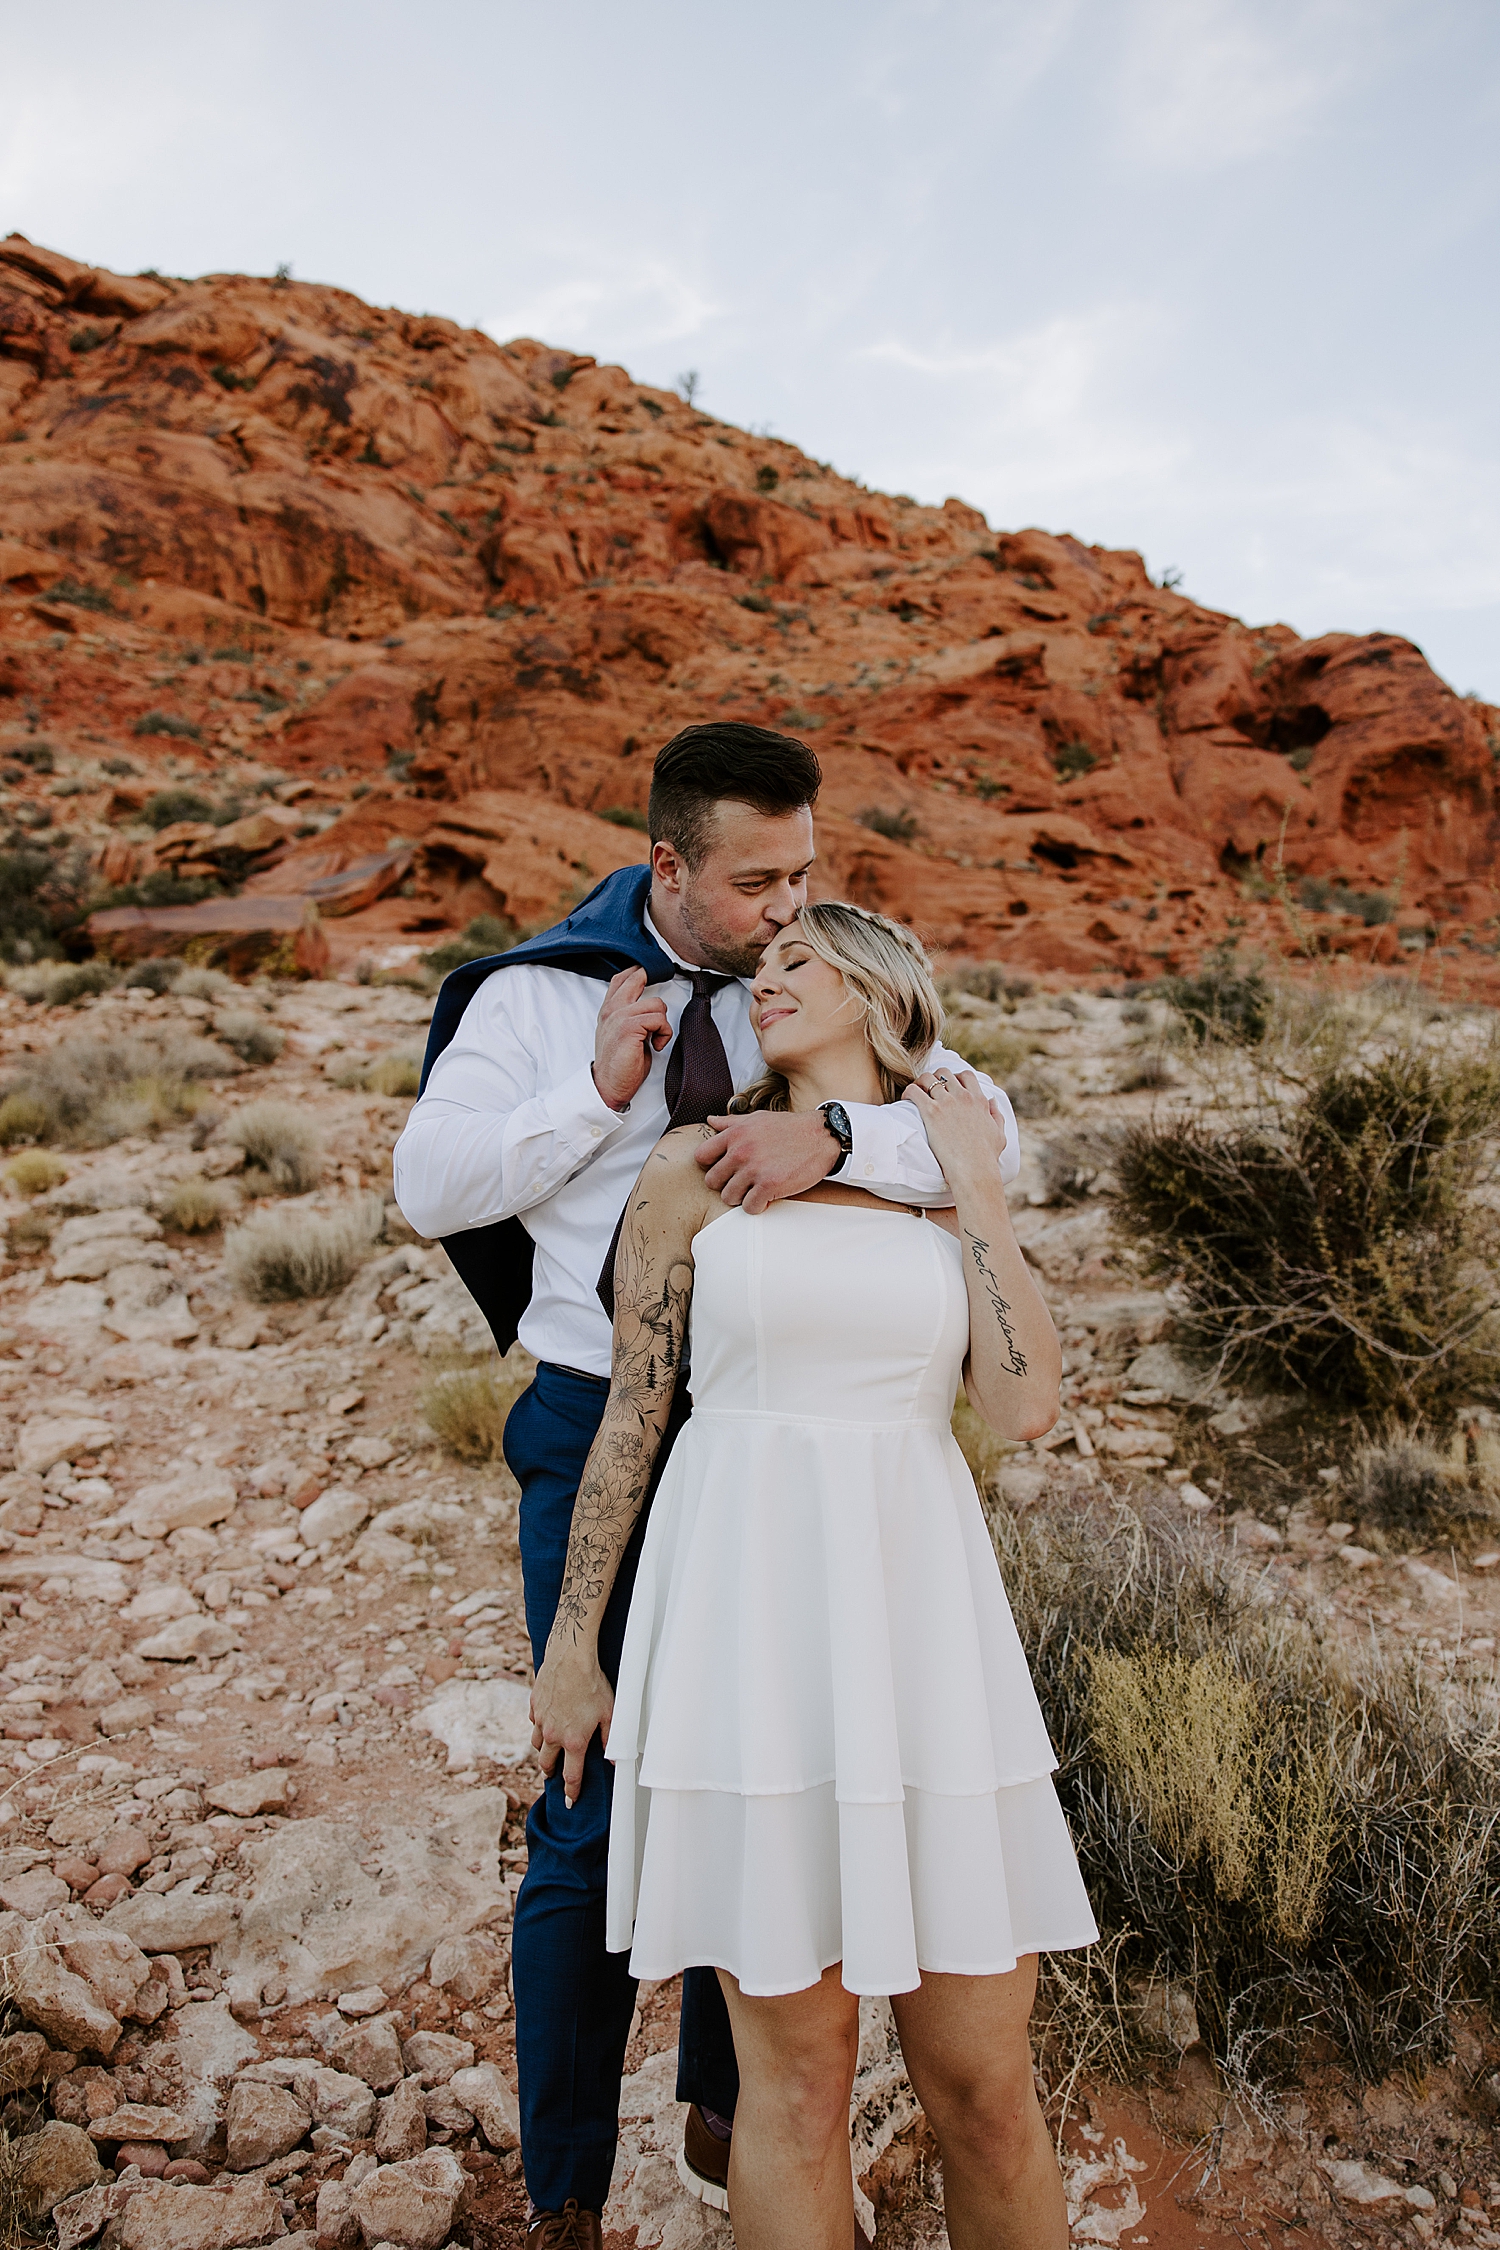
[505,1363,740,2214]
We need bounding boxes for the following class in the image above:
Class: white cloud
[1113,0,1357,169]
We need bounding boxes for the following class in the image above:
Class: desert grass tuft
[995,1486,1500,2083]
[161,1176,236,1233]
[0,1096,49,1148]
[224,1193,383,1301]
[225,1099,324,1194]
[365,1051,421,1098]
[420,1356,531,1461]
[2,1151,66,1198]
[213,1011,284,1066]
[0,2123,34,2250]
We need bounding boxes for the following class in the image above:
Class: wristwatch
[818,1100,853,1176]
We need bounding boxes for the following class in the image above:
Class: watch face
[825,1102,853,1147]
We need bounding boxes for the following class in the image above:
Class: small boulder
[15,1414,114,1478]
[123,1582,199,1623]
[400,2030,475,2086]
[6,1934,122,2055]
[104,1891,236,1953]
[349,2144,467,2250]
[374,2074,428,2162]
[51,1926,155,2020]
[95,1828,153,1878]
[328,2009,405,2091]
[12,2120,103,2215]
[116,2173,287,2249]
[124,1468,237,1541]
[345,1435,396,1471]
[131,1615,235,1663]
[206,1769,288,1818]
[289,1487,370,1545]
[0,1868,70,1917]
[298,2063,378,2139]
[426,1932,503,2004]
[447,2062,520,2152]
[224,2075,310,2169]
[98,1696,156,1736]
[87,2102,189,2146]
[314,2176,360,2249]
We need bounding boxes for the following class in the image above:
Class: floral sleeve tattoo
[552,1160,695,1645]
[964,1229,1029,1380]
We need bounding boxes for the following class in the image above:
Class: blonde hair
[732,901,944,1111]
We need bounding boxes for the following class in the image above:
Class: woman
[532,902,1096,2250]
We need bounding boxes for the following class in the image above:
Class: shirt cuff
[545,1061,632,1150]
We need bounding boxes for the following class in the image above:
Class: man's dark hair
[648,723,821,870]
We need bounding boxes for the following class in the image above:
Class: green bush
[1052,740,1097,781]
[366,1052,421,1098]
[124,959,184,995]
[1158,943,1271,1044]
[8,959,118,1007]
[0,1035,225,1147]
[141,788,217,829]
[132,714,203,744]
[597,805,648,831]
[1118,1040,1500,1415]
[161,1175,237,1232]
[0,847,93,961]
[856,805,918,842]
[0,1095,50,1146]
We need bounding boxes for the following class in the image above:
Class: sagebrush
[1118,1037,1500,1414]
[420,1358,530,1461]
[225,1099,324,1193]
[1004,1488,1500,2085]
[224,1195,382,1301]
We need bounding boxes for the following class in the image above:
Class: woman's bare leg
[715,1963,860,2250]
[891,1957,1067,2250]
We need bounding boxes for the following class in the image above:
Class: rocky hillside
[2,231,1497,991]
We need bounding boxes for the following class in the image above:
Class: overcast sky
[5,0,1497,698]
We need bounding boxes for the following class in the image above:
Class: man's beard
[676,894,770,978]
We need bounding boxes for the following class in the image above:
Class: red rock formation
[2,231,1497,991]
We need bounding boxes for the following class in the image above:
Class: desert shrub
[856,805,918,842]
[133,714,203,744]
[161,1176,236,1233]
[0,1095,49,1147]
[420,1358,528,1461]
[0,845,93,961]
[214,1011,284,1066]
[176,966,232,998]
[1052,740,1097,781]
[1346,1432,1494,1551]
[225,1099,324,1193]
[3,1151,67,1197]
[1116,1049,1175,1093]
[123,958,184,994]
[936,962,1034,1006]
[224,1193,383,1301]
[366,1052,421,1098]
[420,915,519,979]
[1003,1488,1500,2083]
[1118,1040,1500,1415]
[4,1207,52,1256]
[0,1035,225,1147]
[7,958,118,1007]
[597,805,648,831]
[1159,943,1272,1044]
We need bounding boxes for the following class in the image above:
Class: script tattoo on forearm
[964,1229,1029,1380]
[553,1170,692,1645]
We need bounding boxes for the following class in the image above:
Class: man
[394,722,1019,2248]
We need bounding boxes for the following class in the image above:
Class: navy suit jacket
[417,863,676,1355]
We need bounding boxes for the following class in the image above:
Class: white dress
[604,1200,1098,1997]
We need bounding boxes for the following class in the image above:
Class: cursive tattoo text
[964,1230,1029,1379]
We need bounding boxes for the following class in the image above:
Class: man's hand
[694,1108,839,1214]
[593,967,671,1112]
[531,1640,615,1810]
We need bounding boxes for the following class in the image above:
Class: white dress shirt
[393,911,1020,1377]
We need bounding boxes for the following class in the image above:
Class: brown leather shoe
[677,2101,730,2211]
[526,2202,603,2248]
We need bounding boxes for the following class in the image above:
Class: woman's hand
[904,1067,1009,1185]
[531,1639,615,1810]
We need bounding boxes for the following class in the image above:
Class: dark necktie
[597,971,735,1315]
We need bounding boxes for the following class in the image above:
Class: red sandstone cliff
[2,232,1496,988]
